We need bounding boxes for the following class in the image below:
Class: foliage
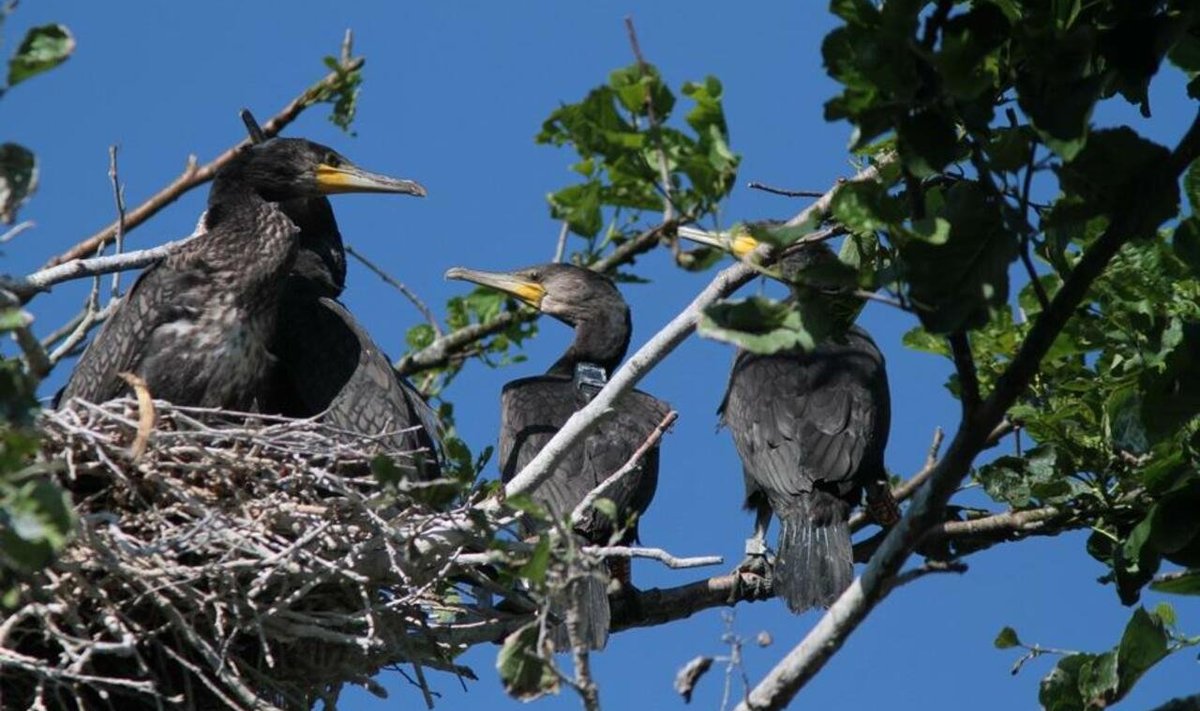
[0,8,75,604]
[998,604,1199,711]
[681,1,1200,706]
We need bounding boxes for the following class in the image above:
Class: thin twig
[571,410,677,526]
[44,53,366,267]
[624,16,674,222]
[746,182,824,198]
[107,146,127,299]
[583,546,722,569]
[345,243,443,336]
[0,220,34,244]
[553,221,570,263]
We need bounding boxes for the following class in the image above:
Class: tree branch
[733,108,1200,711]
[7,236,196,303]
[949,331,980,418]
[43,54,366,268]
[570,410,677,526]
[345,243,443,336]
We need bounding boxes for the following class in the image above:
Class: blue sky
[4,3,1196,709]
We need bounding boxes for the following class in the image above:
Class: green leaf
[1076,651,1119,707]
[1056,128,1177,234]
[897,109,958,177]
[901,181,1018,333]
[1140,321,1200,442]
[7,24,74,88]
[1014,26,1101,160]
[1175,218,1200,272]
[591,497,617,522]
[0,478,74,573]
[1150,569,1200,595]
[0,143,37,224]
[496,623,559,701]
[700,297,806,354]
[1104,387,1149,456]
[901,326,950,356]
[1115,607,1170,697]
[518,535,552,585]
[994,626,1021,649]
[1039,653,1092,711]
[831,179,904,234]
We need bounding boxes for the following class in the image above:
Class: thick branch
[734,109,1200,711]
[44,56,365,267]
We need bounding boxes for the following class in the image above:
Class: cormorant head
[216,138,428,203]
[676,225,840,283]
[445,262,632,371]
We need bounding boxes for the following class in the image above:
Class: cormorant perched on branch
[681,230,891,613]
[236,112,442,481]
[59,138,425,412]
[446,263,670,650]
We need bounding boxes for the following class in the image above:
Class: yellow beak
[444,267,546,309]
[315,163,428,197]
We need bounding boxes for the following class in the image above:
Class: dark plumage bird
[59,137,426,412]
[446,263,670,650]
[681,229,891,613]
[235,115,441,481]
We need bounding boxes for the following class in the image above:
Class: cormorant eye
[525,269,541,282]
[324,152,342,167]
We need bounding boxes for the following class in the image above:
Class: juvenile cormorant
[446,262,670,650]
[59,138,426,412]
[235,112,442,481]
[680,230,891,613]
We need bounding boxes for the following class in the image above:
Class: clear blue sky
[4,3,1196,709]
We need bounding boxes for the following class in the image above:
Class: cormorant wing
[264,295,443,480]
[718,326,888,500]
[499,376,670,544]
[58,261,205,406]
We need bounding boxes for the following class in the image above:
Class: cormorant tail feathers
[547,543,610,652]
[773,491,854,613]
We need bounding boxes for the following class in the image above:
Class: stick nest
[3,398,501,710]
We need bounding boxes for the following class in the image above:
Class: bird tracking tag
[573,362,608,396]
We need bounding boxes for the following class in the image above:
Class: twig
[582,546,721,570]
[624,16,674,222]
[10,237,192,303]
[565,578,601,711]
[746,182,824,198]
[553,221,570,263]
[107,146,127,299]
[880,560,967,596]
[848,426,943,533]
[44,53,366,267]
[345,243,443,336]
[731,108,1200,711]
[570,410,677,526]
[0,220,34,244]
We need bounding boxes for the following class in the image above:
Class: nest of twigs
[2,398,502,710]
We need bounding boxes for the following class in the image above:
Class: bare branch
[571,410,677,526]
[732,108,1200,711]
[553,221,570,263]
[44,54,366,267]
[10,237,193,303]
[345,243,443,336]
[0,220,34,244]
[583,546,721,570]
[107,146,127,299]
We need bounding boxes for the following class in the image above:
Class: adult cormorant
[446,262,670,650]
[680,229,891,613]
[235,113,442,481]
[59,138,426,412]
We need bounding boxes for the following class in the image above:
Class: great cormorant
[234,113,442,481]
[446,262,670,650]
[681,230,891,613]
[59,138,426,412]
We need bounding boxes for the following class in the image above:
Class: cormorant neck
[281,198,346,298]
[547,306,631,377]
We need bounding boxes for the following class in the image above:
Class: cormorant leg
[729,503,773,602]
